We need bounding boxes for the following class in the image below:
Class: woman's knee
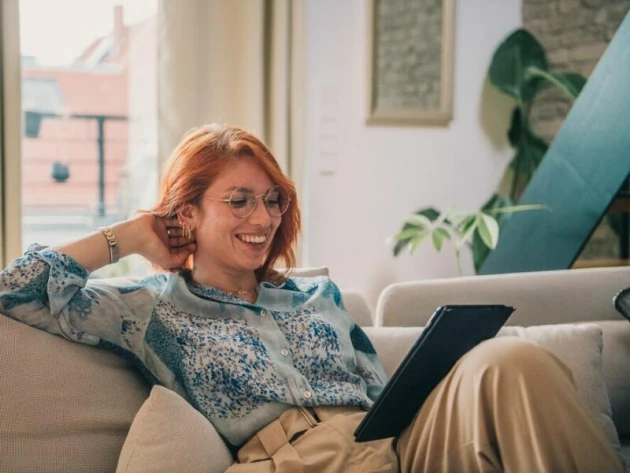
[457,337,567,381]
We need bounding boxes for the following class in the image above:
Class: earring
[184,225,194,242]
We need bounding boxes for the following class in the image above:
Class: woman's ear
[177,203,196,226]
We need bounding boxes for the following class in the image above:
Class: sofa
[1,265,629,472]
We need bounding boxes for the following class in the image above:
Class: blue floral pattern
[151,300,289,420]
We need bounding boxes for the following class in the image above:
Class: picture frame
[366,0,456,126]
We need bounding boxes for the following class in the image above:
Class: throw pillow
[498,324,622,460]
[115,386,233,473]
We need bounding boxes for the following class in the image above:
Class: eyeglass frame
[204,185,291,219]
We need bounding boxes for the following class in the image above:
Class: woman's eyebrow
[224,186,275,193]
[224,186,253,193]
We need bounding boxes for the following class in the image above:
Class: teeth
[238,234,267,244]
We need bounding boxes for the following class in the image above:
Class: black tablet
[354,304,514,442]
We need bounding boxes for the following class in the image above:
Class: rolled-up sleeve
[0,244,160,352]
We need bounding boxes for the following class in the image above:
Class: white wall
[303,0,522,310]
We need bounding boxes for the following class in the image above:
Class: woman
[0,124,622,472]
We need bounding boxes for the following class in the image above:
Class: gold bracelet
[98,227,120,264]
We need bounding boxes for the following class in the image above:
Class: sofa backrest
[375,266,630,327]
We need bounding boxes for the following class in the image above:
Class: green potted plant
[392,204,546,277]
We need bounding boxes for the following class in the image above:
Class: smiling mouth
[236,234,268,245]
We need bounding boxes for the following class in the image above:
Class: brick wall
[524,0,630,140]
[523,0,630,260]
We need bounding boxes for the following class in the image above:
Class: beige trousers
[226,337,623,473]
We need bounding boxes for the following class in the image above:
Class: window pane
[19,0,158,277]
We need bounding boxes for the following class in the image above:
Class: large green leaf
[477,213,500,249]
[525,66,587,99]
[489,29,548,102]
[409,231,430,254]
[431,227,451,252]
[471,195,514,272]
[472,232,491,273]
[480,194,515,217]
[490,204,549,214]
[456,214,477,235]
[394,228,424,241]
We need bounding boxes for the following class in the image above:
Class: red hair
[151,124,301,283]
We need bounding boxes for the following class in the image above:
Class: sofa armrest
[375,266,630,327]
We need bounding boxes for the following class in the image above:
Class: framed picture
[366,0,456,126]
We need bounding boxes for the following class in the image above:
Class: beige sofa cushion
[499,323,621,458]
[0,315,151,473]
[116,386,233,473]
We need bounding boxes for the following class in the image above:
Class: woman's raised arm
[0,213,195,350]
[53,213,195,273]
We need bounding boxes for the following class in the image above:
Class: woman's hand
[127,213,196,269]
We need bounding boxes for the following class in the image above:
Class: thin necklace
[225,287,259,297]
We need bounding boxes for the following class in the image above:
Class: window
[18,0,158,276]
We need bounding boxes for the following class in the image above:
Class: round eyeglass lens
[228,188,256,218]
[264,186,290,216]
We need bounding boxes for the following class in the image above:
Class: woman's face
[186,156,282,274]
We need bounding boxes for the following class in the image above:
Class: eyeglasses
[205,186,291,219]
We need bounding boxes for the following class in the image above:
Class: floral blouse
[0,245,387,448]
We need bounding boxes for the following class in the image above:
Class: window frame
[0,0,22,268]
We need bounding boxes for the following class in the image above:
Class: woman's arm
[0,213,196,349]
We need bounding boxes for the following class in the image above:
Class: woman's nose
[248,198,272,225]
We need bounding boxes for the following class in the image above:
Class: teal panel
[480,12,630,275]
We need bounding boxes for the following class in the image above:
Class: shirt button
[260,310,267,317]
[303,390,312,399]
[280,348,289,357]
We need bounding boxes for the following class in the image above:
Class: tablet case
[354,304,514,442]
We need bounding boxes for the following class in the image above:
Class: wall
[302,0,523,310]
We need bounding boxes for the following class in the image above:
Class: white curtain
[157,0,302,176]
